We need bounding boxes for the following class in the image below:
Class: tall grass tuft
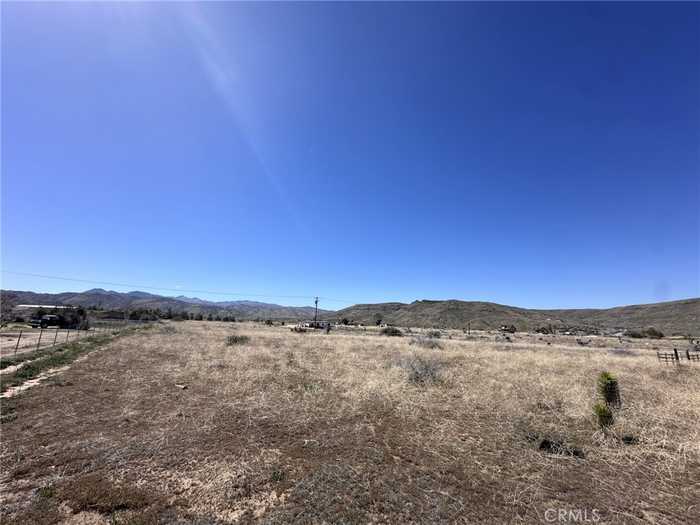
[593,402,614,429]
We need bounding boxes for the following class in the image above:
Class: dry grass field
[1,321,698,524]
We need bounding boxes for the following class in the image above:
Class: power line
[1,270,356,305]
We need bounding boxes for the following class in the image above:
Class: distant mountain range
[0,289,330,321]
[2,289,697,335]
[324,298,700,336]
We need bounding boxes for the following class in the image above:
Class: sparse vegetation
[625,327,665,339]
[1,333,115,393]
[226,334,250,346]
[1,322,698,524]
[403,354,442,384]
[409,336,442,349]
[380,326,403,337]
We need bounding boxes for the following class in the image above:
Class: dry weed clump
[409,335,443,349]
[401,354,444,385]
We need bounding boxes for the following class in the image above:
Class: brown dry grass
[1,321,698,524]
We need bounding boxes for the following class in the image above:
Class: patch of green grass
[36,484,56,500]
[0,344,61,370]
[270,469,286,482]
[0,401,17,424]
[0,334,113,394]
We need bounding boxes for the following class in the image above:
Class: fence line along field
[1,321,698,524]
[0,320,151,358]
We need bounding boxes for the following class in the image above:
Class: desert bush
[426,330,441,339]
[226,335,250,346]
[593,402,614,429]
[381,326,403,337]
[403,355,442,385]
[624,327,664,339]
[644,327,664,339]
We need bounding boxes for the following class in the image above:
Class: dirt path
[1,365,71,398]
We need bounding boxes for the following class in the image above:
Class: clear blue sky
[2,2,699,309]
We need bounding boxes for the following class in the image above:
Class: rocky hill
[325,298,699,335]
[0,289,329,321]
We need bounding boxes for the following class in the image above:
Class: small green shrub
[593,402,614,429]
[270,469,286,482]
[226,335,250,346]
[381,326,403,337]
[426,330,442,339]
[597,371,620,407]
[36,485,56,499]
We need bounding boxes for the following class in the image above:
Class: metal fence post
[36,328,44,350]
[14,330,23,355]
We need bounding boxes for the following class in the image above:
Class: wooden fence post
[14,330,22,355]
[36,328,44,350]
[53,329,59,346]
[674,348,679,363]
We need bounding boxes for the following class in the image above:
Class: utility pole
[314,296,319,326]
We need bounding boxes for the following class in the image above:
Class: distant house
[301,320,330,329]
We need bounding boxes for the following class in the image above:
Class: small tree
[644,327,664,339]
[597,371,621,408]
[381,326,403,337]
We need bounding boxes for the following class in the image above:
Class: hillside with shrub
[327,298,699,335]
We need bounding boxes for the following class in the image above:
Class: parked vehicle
[29,314,61,328]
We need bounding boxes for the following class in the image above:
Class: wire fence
[0,320,151,358]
